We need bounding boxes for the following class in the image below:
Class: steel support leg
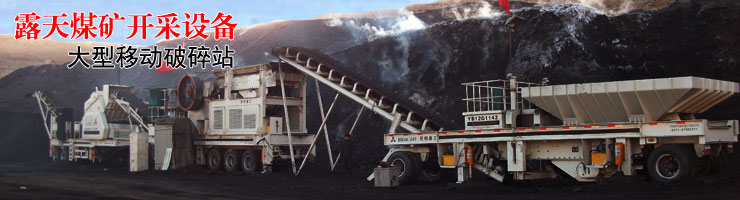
[296,93,340,175]
[278,62,298,175]
[315,79,335,168]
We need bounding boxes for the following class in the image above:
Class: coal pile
[0,111,46,163]
[323,0,740,167]
[1,0,739,170]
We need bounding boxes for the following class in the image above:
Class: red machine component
[177,74,204,111]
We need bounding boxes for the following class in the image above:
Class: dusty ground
[1,1,739,199]
[1,153,739,200]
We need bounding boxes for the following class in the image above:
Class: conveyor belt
[111,95,149,133]
[33,91,59,139]
[272,47,454,132]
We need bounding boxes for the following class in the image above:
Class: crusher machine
[34,85,149,164]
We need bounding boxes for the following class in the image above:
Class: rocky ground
[1,0,740,199]
[2,0,738,167]
[1,152,739,199]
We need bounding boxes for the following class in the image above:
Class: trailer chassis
[379,119,737,183]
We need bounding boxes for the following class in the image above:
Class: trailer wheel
[223,150,240,172]
[241,150,261,173]
[418,159,442,183]
[207,149,223,171]
[388,151,420,184]
[648,144,697,183]
[418,169,442,183]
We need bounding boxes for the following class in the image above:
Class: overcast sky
[2,0,435,45]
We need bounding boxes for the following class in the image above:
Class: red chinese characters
[42,13,69,39]
[15,12,42,39]
[211,12,237,40]
[126,13,154,39]
[70,12,98,39]
[183,13,210,40]
[154,13,180,39]
[14,12,238,40]
[99,13,125,39]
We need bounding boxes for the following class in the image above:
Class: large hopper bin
[521,77,739,124]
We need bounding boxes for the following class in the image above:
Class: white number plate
[467,114,500,122]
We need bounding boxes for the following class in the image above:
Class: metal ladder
[274,47,443,133]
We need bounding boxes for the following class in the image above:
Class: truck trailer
[34,85,149,164]
[156,62,315,173]
[380,75,738,184]
[269,46,738,184]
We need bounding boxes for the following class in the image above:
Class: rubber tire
[207,149,223,171]
[418,157,443,183]
[647,144,697,183]
[388,151,420,184]
[223,149,240,172]
[418,169,442,183]
[241,150,261,173]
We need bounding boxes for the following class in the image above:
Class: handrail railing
[462,79,540,113]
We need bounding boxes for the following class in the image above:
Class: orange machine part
[465,146,473,165]
[615,143,625,165]
[91,148,96,161]
[591,152,606,165]
[442,155,455,166]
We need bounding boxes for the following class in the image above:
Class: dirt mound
[0,111,47,164]
[0,35,121,79]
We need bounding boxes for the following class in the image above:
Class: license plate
[467,114,500,122]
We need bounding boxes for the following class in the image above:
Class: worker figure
[342,133,353,175]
